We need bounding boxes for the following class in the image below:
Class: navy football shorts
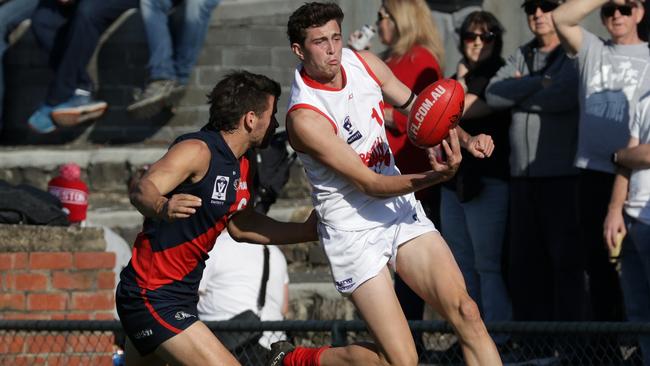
[115,282,200,355]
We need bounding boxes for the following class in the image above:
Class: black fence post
[331,320,347,347]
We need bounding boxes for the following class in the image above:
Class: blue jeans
[31,0,138,105]
[441,178,512,332]
[140,0,221,84]
[0,0,39,131]
[621,215,650,366]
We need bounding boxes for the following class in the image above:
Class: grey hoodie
[486,40,579,177]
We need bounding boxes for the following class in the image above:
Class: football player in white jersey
[267,3,502,366]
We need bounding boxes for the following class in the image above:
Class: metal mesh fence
[1,320,649,365]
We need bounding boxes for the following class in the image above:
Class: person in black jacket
[443,10,513,348]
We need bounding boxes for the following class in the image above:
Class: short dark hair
[207,71,281,132]
[458,11,505,63]
[287,2,344,46]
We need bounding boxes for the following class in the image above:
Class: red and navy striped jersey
[120,127,252,295]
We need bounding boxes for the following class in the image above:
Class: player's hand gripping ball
[407,79,465,148]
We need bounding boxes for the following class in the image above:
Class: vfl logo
[133,329,153,339]
[212,175,230,201]
[343,116,362,144]
[174,311,196,321]
[335,277,355,291]
[409,84,447,140]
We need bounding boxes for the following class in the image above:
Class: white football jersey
[288,48,417,230]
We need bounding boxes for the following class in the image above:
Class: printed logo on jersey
[233,178,248,191]
[343,115,363,144]
[359,137,391,172]
[212,175,230,201]
[335,277,355,291]
[174,311,196,321]
[133,329,153,339]
[586,58,649,123]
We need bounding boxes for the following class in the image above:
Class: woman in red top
[377,0,444,199]
[349,0,445,329]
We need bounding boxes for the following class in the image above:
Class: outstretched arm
[552,0,614,56]
[356,50,494,158]
[287,108,462,198]
[227,206,318,245]
[129,140,206,221]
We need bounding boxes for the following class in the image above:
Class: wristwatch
[611,152,619,165]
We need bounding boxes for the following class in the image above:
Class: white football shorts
[318,199,437,294]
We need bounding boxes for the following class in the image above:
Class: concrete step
[0,146,165,192]
[0,144,313,240]
[0,144,311,196]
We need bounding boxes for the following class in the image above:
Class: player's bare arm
[356,50,494,158]
[287,108,461,198]
[227,206,318,245]
[129,139,207,221]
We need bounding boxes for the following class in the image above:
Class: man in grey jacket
[485,0,586,323]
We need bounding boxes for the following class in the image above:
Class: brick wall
[1,252,116,320]
[0,226,117,365]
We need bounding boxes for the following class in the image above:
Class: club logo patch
[335,277,355,291]
[133,329,153,339]
[174,311,196,321]
[212,175,230,201]
[343,116,362,144]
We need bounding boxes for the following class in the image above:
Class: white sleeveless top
[288,48,417,230]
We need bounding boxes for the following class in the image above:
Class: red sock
[283,346,329,366]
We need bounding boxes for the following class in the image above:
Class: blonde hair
[383,0,445,70]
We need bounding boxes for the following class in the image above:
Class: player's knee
[443,295,481,329]
[459,297,481,323]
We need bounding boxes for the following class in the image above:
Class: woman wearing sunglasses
[443,10,513,351]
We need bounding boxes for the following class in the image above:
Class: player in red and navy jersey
[116,71,318,366]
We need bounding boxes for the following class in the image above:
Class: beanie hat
[47,163,89,223]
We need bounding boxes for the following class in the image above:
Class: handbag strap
[256,246,270,311]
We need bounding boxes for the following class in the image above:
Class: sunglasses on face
[601,4,635,18]
[523,1,559,15]
[462,31,497,43]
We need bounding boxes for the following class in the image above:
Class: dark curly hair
[458,11,505,64]
[207,71,281,132]
[287,2,344,46]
